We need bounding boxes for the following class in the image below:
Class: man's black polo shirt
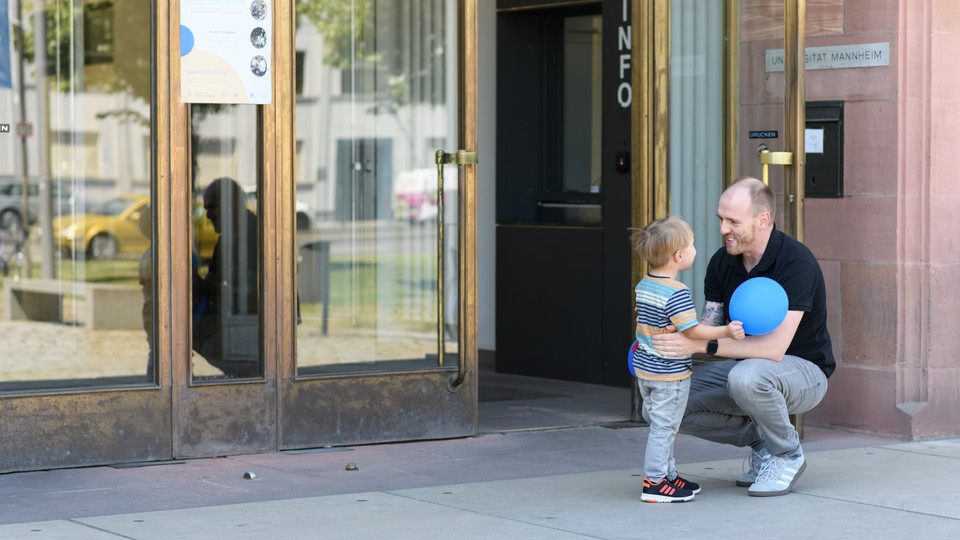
[704,225,835,378]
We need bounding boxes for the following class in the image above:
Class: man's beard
[724,230,754,256]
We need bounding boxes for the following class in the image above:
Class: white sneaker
[736,448,772,487]
[747,453,806,497]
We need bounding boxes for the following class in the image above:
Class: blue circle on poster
[181,25,195,57]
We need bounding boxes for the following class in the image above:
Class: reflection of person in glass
[138,206,154,377]
[250,27,267,49]
[251,55,267,77]
[250,0,267,20]
[193,177,259,378]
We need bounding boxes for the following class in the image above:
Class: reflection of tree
[34,1,151,97]
[16,1,218,188]
[189,104,228,193]
[297,0,447,113]
[14,1,152,126]
[297,0,376,69]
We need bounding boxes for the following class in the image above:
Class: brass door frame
[630,0,669,281]
[723,0,740,188]
[167,0,278,458]
[782,0,806,241]
[630,0,806,284]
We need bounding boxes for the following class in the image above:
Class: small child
[630,216,744,502]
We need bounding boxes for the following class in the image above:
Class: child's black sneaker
[641,478,695,503]
[669,475,701,494]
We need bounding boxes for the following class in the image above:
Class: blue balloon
[627,340,639,376]
[728,277,788,335]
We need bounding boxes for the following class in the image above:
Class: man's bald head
[723,177,775,221]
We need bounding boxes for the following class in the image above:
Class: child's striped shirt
[633,274,700,381]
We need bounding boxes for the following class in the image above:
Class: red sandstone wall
[739,0,960,439]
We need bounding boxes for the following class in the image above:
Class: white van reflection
[393,168,447,223]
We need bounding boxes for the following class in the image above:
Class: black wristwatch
[706,339,719,355]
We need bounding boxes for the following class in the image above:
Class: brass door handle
[436,150,478,165]
[434,150,477,390]
[757,144,793,185]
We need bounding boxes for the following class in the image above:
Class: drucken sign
[765,42,889,72]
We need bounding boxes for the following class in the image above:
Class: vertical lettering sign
[617,0,631,108]
[0,0,12,89]
[181,0,272,104]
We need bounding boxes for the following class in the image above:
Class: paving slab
[391,457,960,540]
[76,491,588,540]
[6,439,959,540]
[0,520,123,540]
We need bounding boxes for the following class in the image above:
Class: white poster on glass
[181,0,272,104]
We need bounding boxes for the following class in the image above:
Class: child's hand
[727,321,745,340]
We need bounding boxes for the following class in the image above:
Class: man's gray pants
[680,356,828,456]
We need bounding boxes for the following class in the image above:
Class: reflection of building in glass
[251,27,267,49]
[0,0,155,392]
[291,8,451,225]
[251,0,267,20]
[250,55,268,77]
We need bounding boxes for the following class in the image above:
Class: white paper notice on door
[181,0,272,104]
[805,128,824,154]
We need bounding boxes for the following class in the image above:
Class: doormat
[478,385,566,402]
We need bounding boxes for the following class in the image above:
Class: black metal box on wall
[805,101,844,198]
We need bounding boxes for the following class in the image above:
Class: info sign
[181,0,272,104]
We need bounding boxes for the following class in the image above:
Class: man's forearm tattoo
[702,302,726,326]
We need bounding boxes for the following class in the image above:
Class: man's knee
[727,359,776,401]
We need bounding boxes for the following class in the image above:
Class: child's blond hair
[629,216,694,268]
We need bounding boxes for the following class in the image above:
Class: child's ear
[673,249,684,263]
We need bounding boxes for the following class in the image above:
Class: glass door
[666,0,807,305]
[171,0,477,458]
[663,0,807,432]
[281,0,478,448]
[0,0,170,472]
[0,0,477,470]
[733,0,806,237]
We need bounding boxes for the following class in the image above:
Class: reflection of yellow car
[54,195,151,260]
[54,195,220,261]
[194,202,219,261]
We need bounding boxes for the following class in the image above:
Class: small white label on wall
[766,42,889,72]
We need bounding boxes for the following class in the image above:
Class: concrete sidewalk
[1,423,957,539]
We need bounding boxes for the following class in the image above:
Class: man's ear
[758,210,771,229]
